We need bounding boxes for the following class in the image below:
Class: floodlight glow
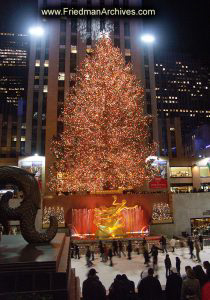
[29,26,44,36]
[141,34,155,43]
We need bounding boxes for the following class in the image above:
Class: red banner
[149,176,168,189]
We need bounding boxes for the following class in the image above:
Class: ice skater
[143,245,150,267]
[108,247,113,266]
[160,235,167,253]
[127,240,132,260]
[86,246,93,267]
[118,240,126,257]
[176,256,181,274]
[188,238,195,259]
[194,237,201,262]
[164,254,172,278]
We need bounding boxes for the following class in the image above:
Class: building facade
[154,53,210,158]
[0,32,28,157]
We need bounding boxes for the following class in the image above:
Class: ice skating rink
[71,246,210,293]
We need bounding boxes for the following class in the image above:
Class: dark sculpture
[0,166,58,243]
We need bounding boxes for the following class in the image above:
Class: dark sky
[0,0,209,63]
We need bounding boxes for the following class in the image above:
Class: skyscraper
[154,52,210,158]
[0,32,28,158]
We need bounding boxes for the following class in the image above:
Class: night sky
[0,0,209,63]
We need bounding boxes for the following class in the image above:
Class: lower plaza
[71,242,210,294]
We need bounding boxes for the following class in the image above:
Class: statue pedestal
[0,234,70,298]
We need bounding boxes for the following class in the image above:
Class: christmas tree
[49,37,157,193]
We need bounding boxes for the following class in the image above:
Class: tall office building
[0,32,28,157]
[154,53,210,158]
[25,0,158,191]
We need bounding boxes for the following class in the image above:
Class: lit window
[125,49,131,56]
[170,128,175,131]
[71,46,77,53]
[58,73,65,81]
[43,85,48,93]
[44,60,49,67]
[21,137,25,142]
[35,60,40,67]
[170,167,192,177]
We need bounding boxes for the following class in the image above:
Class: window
[86,18,91,33]
[71,35,77,46]
[170,167,192,177]
[125,56,131,64]
[123,0,129,7]
[70,53,77,73]
[60,19,66,33]
[114,38,120,48]
[125,39,131,49]
[58,73,65,81]
[44,60,49,67]
[125,49,131,56]
[71,19,77,33]
[86,36,91,46]
[35,60,40,67]
[200,167,210,177]
[60,33,66,45]
[124,22,130,36]
[113,0,119,6]
[114,20,120,36]
[58,89,64,102]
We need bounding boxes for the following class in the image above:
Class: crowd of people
[82,262,210,300]
[71,235,210,300]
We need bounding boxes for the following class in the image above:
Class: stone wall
[151,193,210,236]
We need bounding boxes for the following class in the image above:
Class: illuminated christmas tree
[49,37,157,193]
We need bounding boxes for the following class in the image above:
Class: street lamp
[29,26,44,37]
[141,34,155,44]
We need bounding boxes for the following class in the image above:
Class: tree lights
[49,37,157,193]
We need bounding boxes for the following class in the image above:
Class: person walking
[181,268,200,300]
[86,246,93,267]
[90,244,95,261]
[160,235,167,253]
[70,241,74,258]
[127,240,132,260]
[189,238,196,259]
[75,244,80,259]
[108,247,113,267]
[118,240,126,257]
[143,244,150,267]
[99,240,103,258]
[194,238,201,263]
[165,254,172,278]
[112,240,118,256]
[82,268,106,300]
[165,267,182,300]
[149,244,159,270]
[176,256,181,274]
[137,268,162,300]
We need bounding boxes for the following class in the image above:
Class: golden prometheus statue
[94,196,137,238]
